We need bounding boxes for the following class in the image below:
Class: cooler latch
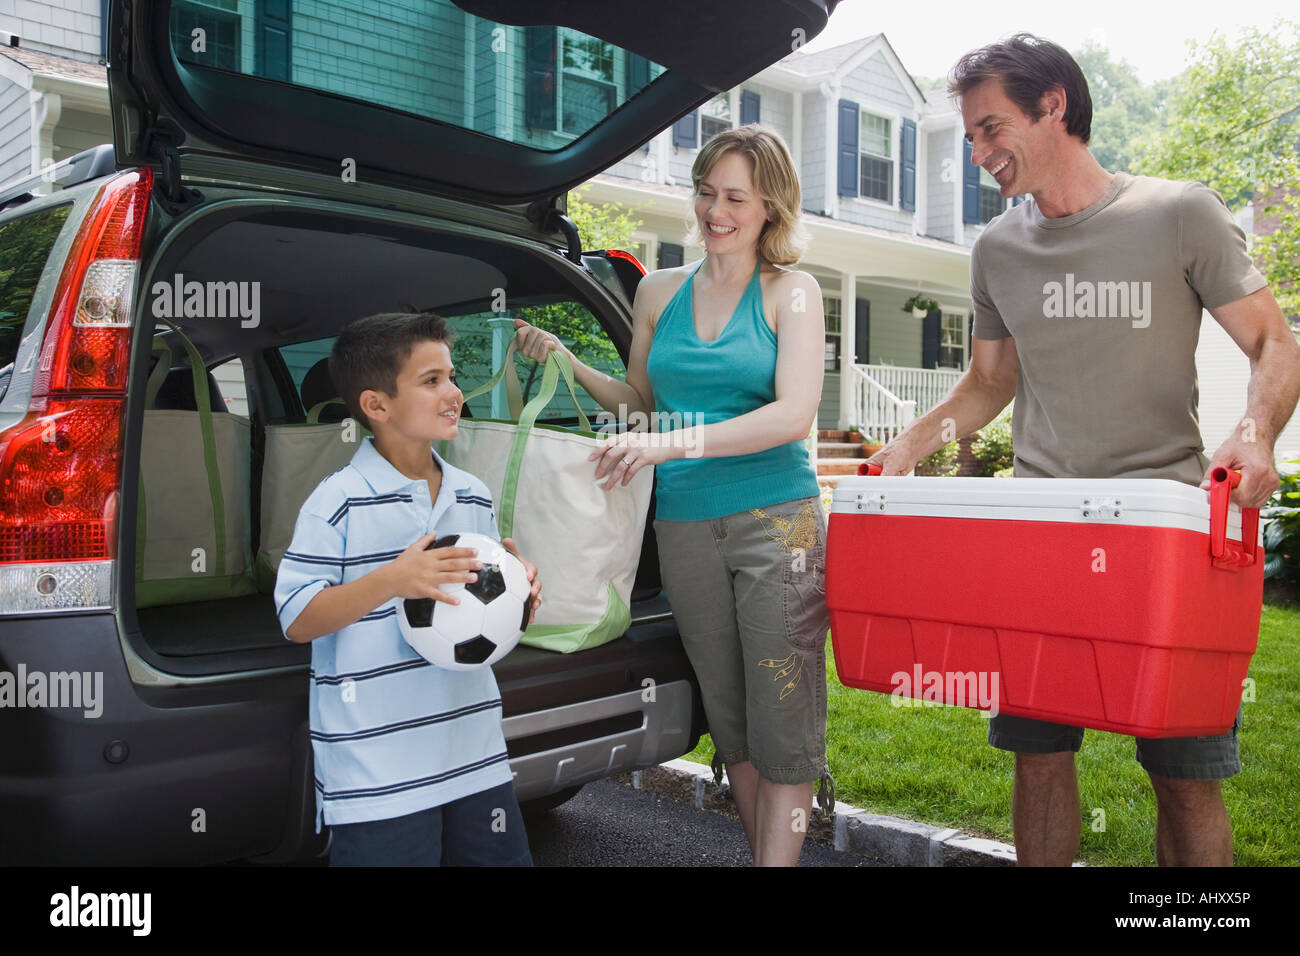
[1081,497,1123,520]
[855,492,887,512]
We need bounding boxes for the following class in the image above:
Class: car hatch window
[170,0,666,152]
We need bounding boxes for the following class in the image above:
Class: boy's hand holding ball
[502,537,542,624]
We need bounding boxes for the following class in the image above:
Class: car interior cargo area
[121,206,660,673]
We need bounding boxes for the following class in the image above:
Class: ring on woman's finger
[622,457,635,466]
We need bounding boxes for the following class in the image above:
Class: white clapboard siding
[1196,311,1300,464]
[211,358,248,418]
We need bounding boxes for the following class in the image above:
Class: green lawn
[683,603,1300,866]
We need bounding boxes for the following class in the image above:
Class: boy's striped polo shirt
[274,436,514,831]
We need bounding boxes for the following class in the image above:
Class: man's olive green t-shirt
[971,172,1266,485]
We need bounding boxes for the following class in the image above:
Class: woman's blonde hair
[684,124,809,266]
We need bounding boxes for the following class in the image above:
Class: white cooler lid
[831,475,1255,540]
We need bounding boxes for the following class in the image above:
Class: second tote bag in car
[437,347,652,653]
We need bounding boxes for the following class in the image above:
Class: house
[2,3,1293,467]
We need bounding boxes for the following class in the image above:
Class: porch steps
[815,428,873,489]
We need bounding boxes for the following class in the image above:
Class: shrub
[1264,456,1300,589]
[915,441,960,476]
[970,405,1014,476]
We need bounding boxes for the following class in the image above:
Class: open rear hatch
[107,0,838,208]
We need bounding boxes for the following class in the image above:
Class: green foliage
[0,205,71,373]
[970,405,1014,476]
[1263,457,1300,586]
[1072,41,1174,173]
[915,440,959,477]
[565,184,642,252]
[1132,20,1300,317]
[901,294,941,315]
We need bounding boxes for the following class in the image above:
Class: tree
[1072,41,1174,173]
[1133,20,1300,318]
[509,186,645,405]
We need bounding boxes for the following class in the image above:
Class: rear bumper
[0,608,701,864]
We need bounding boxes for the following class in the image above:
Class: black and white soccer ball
[398,532,530,671]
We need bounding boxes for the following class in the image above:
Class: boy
[275,311,541,866]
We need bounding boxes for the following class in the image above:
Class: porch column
[837,271,856,430]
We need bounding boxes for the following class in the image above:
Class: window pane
[171,1,241,73]
[562,74,616,135]
[823,296,841,334]
[701,92,731,122]
[562,31,615,82]
[978,184,1004,223]
[0,203,72,404]
[860,154,892,203]
[860,113,891,157]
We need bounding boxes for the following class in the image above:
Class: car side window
[278,336,338,417]
[447,301,621,427]
[212,358,249,416]
[0,204,72,403]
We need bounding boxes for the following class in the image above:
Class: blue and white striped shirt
[274,436,513,832]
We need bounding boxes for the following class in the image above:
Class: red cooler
[826,466,1262,737]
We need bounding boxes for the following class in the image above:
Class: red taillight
[34,170,151,396]
[604,248,647,275]
[0,169,150,577]
[0,399,122,562]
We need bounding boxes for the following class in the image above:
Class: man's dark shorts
[988,707,1243,780]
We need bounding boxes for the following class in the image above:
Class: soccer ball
[398,532,531,671]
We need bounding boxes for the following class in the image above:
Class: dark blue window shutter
[921,310,941,369]
[659,242,684,269]
[672,111,698,148]
[257,0,292,82]
[837,99,859,198]
[525,26,557,130]
[854,299,870,365]
[626,54,652,150]
[740,90,760,125]
[962,139,980,224]
[900,118,917,212]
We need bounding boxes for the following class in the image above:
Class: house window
[700,93,732,144]
[938,312,967,369]
[977,166,1008,224]
[859,112,893,204]
[560,30,617,135]
[823,295,841,372]
[170,0,241,72]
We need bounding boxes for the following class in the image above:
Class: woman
[514,125,830,866]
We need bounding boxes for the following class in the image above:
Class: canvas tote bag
[437,346,652,652]
[255,403,368,592]
[135,321,255,606]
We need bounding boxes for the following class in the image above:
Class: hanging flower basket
[903,294,941,318]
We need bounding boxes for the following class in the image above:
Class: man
[870,34,1300,866]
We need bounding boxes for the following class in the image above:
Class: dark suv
[0,0,837,864]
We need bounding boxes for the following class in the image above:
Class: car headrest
[301,358,347,423]
[152,365,228,412]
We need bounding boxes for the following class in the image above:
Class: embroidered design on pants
[749,501,818,555]
[758,651,803,700]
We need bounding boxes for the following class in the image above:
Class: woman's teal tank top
[646,258,820,521]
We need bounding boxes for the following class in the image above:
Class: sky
[800,0,1297,85]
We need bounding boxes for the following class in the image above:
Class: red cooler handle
[1209,467,1259,569]
[858,462,883,476]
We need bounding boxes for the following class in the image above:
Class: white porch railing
[859,364,963,421]
[848,364,965,443]
[849,366,916,444]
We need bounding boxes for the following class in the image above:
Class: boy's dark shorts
[988,707,1243,780]
[328,780,532,866]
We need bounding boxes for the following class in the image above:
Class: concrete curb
[636,758,1020,867]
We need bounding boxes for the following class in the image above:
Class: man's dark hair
[327,311,455,428]
[948,34,1092,144]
